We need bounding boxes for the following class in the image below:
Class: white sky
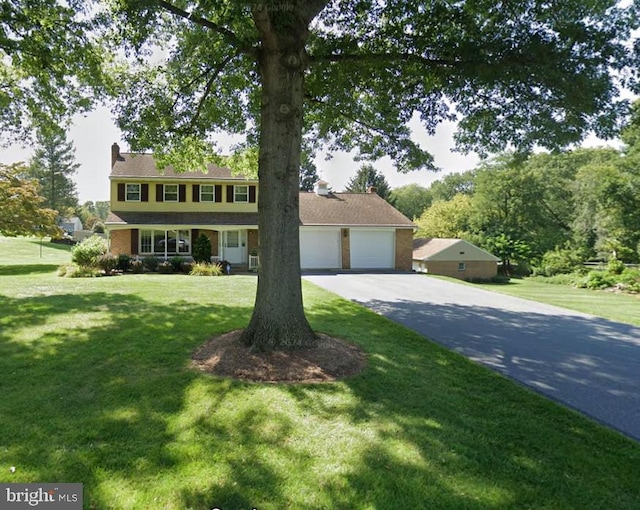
[0,106,620,204]
[0,106,482,203]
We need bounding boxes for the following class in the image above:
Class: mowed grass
[465,276,640,327]
[1,237,640,509]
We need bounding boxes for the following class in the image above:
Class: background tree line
[385,108,640,272]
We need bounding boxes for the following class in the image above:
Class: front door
[222,230,245,264]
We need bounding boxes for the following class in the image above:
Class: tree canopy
[0,0,107,142]
[388,184,432,220]
[0,163,61,237]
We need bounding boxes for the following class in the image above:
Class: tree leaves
[0,163,61,237]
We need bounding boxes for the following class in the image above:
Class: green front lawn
[1,237,640,509]
[466,276,640,327]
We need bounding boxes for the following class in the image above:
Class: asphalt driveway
[304,273,640,442]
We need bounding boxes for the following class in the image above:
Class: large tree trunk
[240,5,318,351]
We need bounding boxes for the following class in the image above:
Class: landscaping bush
[169,256,185,272]
[193,234,212,263]
[579,270,616,290]
[530,273,583,286]
[57,264,101,278]
[535,248,584,276]
[130,259,144,274]
[189,262,223,276]
[617,269,640,293]
[607,257,626,275]
[117,254,131,272]
[97,253,118,275]
[143,255,159,272]
[157,260,174,274]
[71,235,108,269]
[181,261,195,274]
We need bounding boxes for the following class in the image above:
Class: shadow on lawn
[0,264,60,275]
[291,298,640,509]
[0,290,261,508]
[2,287,640,509]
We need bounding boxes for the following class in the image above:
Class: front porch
[108,227,259,267]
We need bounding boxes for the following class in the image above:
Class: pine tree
[27,129,80,214]
[344,164,391,200]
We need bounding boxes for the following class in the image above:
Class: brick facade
[247,229,258,256]
[417,260,497,280]
[195,229,218,257]
[341,228,351,269]
[109,230,131,256]
[394,229,413,271]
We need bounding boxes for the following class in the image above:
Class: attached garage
[349,229,395,269]
[300,228,341,269]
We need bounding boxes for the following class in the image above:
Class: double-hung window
[234,185,249,203]
[164,184,179,202]
[126,183,141,201]
[200,185,215,202]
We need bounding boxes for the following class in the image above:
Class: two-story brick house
[105,143,415,270]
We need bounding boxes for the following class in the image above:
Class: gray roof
[106,211,258,226]
[299,192,414,227]
[111,153,254,181]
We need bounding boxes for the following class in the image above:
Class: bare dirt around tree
[191,330,367,383]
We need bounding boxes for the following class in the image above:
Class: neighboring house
[105,144,415,271]
[413,238,499,280]
[59,216,83,234]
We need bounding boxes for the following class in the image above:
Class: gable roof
[299,192,414,227]
[413,238,499,261]
[110,153,254,181]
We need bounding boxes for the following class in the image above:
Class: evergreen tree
[27,129,80,214]
[299,153,320,191]
[344,164,391,200]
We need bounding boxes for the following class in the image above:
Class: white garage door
[300,228,341,269]
[350,229,395,269]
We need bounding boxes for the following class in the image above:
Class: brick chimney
[367,186,377,194]
[111,143,123,168]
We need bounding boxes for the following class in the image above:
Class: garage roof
[413,238,499,261]
[299,192,414,227]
